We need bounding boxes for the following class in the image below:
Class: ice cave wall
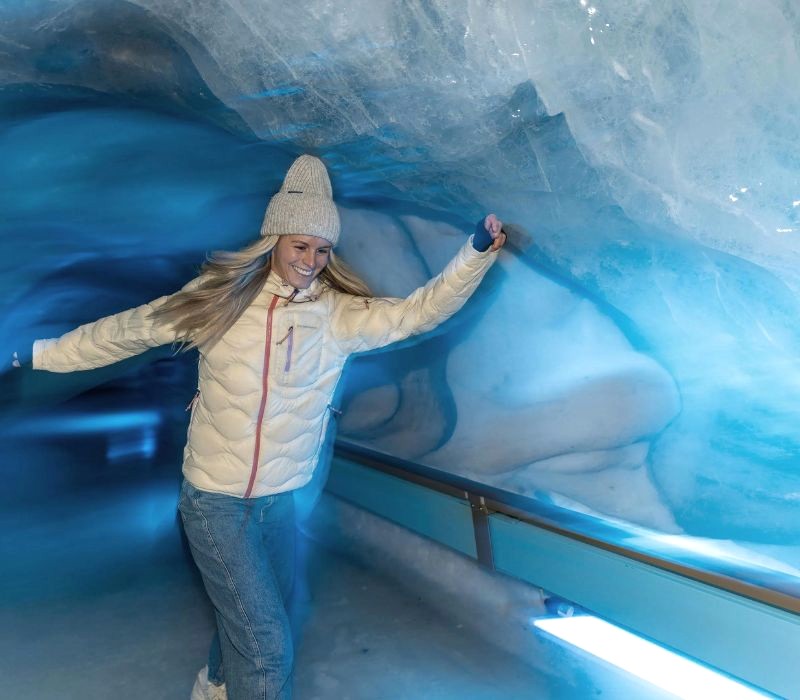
[2,1,800,552]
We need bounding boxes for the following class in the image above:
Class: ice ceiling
[3,1,800,555]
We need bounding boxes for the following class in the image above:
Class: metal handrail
[333,439,800,616]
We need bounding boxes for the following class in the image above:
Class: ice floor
[0,481,675,700]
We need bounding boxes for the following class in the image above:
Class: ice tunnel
[1,1,799,698]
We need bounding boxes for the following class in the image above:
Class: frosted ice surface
[3,1,800,555]
[118,0,800,267]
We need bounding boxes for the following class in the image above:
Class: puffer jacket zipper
[245,294,280,498]
[185,390,200,412]
[185,389,200,440]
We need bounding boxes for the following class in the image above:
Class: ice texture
[2,1,800,564]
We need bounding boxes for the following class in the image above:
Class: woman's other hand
[1,352,26,414]
[11,346,32,369]
[484,214,507,251]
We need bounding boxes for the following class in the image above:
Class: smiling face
[271,234,332,289]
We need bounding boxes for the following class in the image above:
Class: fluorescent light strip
[534,615,770,699]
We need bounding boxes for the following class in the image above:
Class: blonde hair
[153,235,371,350]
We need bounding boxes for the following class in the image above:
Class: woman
[23,155,506,699]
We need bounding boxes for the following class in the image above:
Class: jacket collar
[262,270,324,302]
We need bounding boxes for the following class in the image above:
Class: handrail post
[468,492,495,571]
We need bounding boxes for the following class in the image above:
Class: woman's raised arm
[330,215,506,356]
[32,278,201,373]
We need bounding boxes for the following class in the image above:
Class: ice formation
[2,0,800,566]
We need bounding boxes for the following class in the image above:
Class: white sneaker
[191,666,228,700]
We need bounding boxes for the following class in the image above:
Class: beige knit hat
[260,155,341,244]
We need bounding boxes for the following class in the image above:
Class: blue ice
[2,0,800,590]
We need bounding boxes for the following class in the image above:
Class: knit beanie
[260,155,341,245]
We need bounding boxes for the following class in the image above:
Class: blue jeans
[178,480,296,700]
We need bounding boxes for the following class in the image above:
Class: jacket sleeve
[330,236,498,356]
[32,279,200,373]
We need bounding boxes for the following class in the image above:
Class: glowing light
[739,187,748,193]
[792,200,800,207]
[590,36,595,45]
[106,426,157,461]
[588,6,598,15]
[534,616,770,699]
[776,228,793,233]
[15,410,161,435]
[729,194,739,202]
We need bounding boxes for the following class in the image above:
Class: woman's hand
[1,352,26,414]
[11,347,32,369]
[484,214,507,251]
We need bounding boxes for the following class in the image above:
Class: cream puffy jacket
[33,238,497,498]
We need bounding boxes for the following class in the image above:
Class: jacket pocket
[276,320,322,387]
